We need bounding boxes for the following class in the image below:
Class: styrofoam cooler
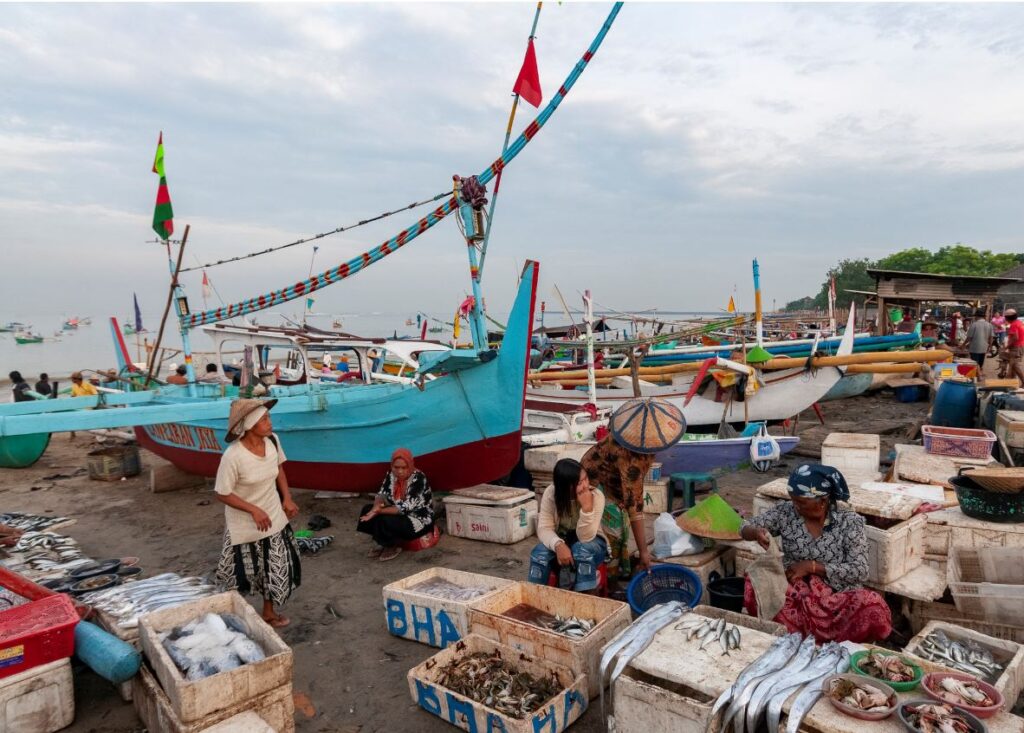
[820,432,880,475]
[443,486,538,544]
[0,658,73,733]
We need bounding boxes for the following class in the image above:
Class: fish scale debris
[434,650,561,719]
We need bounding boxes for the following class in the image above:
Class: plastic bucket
[931,380,977,428]
[707,572,745,613]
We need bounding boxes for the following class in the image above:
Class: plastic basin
[896,700,987,733]
[921,672,1004,719]
[822,673,898,720]
[850,650,923,692]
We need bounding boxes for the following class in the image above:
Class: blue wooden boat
[0,4,627,490]
[819,372,874,402]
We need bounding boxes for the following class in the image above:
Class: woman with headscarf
[214,398,301,628]
[740,463,892,643]
[581,397,685,579]
[357,448,434,562]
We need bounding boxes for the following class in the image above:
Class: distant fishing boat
[14,331,44,344]
[0,322,28,333]
[124,293,146,335]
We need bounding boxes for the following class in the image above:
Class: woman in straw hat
[580,397,685,579]
[739,463,891,643]
[214,398,301,628]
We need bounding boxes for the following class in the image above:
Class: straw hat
[608,398,685,454]
[225,398,278,442]
[677,494,743,540]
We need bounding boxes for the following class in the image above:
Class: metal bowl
[71,573,120,594]
[897,700,988,733]
[69,558,121,579]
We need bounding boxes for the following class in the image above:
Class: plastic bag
[749,424,781,473]
[652,512,703,559]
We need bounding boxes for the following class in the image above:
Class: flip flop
[379,547,402,562]
[265,615,290,628]
[366,545,384,559]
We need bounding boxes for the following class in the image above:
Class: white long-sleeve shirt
[536,484,607,552]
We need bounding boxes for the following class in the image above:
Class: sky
[2,1,1024,322]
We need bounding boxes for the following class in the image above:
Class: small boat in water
[0,322,28,333]
[14,331,44,344]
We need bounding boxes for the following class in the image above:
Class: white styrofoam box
[821,432,880,475]
[0,659,73,733]
[642,478,671,514]
[444,496,538,544]
[201,711,277,733]
[996,410,1024,449]
[523,443,593,475]
[382,567,515,648]
[408,635,587,733]
[138,592,292,723]
[948,547,1024,627]
[924,507,1024,555]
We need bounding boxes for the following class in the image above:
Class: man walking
[964,310,994,368]
[1001,309,1024,385]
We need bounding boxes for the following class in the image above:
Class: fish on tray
[546,615,595,638]
[675,616,741,654]
[161,612,267,681]
[903,703,979,733]
[408,578,494,602]
[78,573,217,629]
[916,630,1004,683]
[434,650,561,719]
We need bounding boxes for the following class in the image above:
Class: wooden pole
[145,225,190,387]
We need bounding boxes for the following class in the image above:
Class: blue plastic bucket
[931,380,977,428]
[626,564,702,615]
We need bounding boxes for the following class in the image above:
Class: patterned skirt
[216,525,302,607]
[743,575,892,643]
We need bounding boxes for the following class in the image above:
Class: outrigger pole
[477,1,544,281]
[145,225,192,389]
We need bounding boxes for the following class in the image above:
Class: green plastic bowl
[293,529,315,539]
[850,650,923,692]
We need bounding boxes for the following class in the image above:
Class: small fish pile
[903,703,978,733]
[0,512,72,533]
[546,615,595,638]
[409,577,494,602]
[708,635,850,733]
[676,616,741,655]
[7,531,94,580]
[600,601,689,723]
[916,630,1004,683]
[161,612,266,681]
[0,586,28,611]
[434,650,560,719]
[827,677,893,713]
[78,573,217,629]
[858,650,916,683]
[928,677,997,708]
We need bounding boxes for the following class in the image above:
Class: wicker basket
[959,467,1024,494]
[87,446,141,482]
[922,425,997,460]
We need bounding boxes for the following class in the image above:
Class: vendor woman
[581,397,685,578]
[740,463,892,643]
[529,458,607,593]
[357,448,434,562]
[214,398,301,628]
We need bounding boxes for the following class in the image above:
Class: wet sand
[0,390,929,732]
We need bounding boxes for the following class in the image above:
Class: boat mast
[753,258,764,347]
[584,289,598,405]
[477,1,544,281]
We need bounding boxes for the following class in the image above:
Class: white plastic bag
[749,424,781,473]
[652,512,703,559]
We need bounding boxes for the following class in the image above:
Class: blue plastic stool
[670,472,719,511]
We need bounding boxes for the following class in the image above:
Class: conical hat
[608,398,686,454]
[745,345,775,364]
[676,494,743,540]
[225,398,278,442]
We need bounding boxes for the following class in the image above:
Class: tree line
[784,245,1024,312]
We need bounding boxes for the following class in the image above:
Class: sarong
[216,524,302,607]
[743,575,892,643]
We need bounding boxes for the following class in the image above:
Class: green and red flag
[151,132,174,240]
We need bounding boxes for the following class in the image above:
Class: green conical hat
[745,345,775,364]
[676,494,743,540]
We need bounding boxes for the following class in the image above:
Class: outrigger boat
[0,4,626,482]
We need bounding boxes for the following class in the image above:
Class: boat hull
[656,434,799,475]
[819,372,873,402]
[0,433,51,468]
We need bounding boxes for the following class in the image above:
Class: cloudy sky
[3,2,1024,322]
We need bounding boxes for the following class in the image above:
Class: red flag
[512,39,542,108]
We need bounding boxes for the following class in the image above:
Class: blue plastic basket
[626,564,703,615]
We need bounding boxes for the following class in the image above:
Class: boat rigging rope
[181,2,624,330]
[180,191,451,273]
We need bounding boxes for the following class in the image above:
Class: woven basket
[959,467,1024,494]
[87,446,141,482]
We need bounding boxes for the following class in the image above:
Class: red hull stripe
[134,428,524,492]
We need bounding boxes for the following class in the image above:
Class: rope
[180,191,450,273]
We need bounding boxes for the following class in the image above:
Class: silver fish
[766,646,848,733]
[707,634,802,733]
[730,627,742,650]
[743,636,818,733]
[783,653,848,733]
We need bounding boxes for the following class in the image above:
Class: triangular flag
[727,295,736,313]
[151,132,174,240]
[306,297,315,310]
[512,38,542,108]
[201,271,211,300]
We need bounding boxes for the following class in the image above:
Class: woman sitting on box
[357,448,434,562]
[528,458,608,593]
[739,463,892,643]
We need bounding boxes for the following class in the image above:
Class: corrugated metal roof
[866,268,1018,284]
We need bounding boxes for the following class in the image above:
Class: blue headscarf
[787,463,850,503]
